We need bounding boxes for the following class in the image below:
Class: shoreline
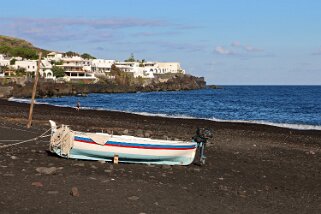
[7,96,321,131]
[1,98,321,213]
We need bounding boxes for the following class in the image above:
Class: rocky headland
[0,74,206,98]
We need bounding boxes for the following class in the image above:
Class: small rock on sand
[70,187,80,197]
[73,163,85,167]
[128,196,139,201]
[32,181,43,187]
[36,167,60,175]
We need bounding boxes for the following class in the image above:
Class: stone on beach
[128,195,139,201]
[31,181,43,187]
[35,167,61,175]
[70,187,80,197]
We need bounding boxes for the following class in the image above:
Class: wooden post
[27,52,42,128]
[113,155,119,164]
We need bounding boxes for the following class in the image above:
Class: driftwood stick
[27,52,42,128]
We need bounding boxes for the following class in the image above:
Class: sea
[10,86,321,130]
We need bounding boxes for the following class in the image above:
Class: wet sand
[0,99,321,213]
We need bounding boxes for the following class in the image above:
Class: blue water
[33,86,321,129]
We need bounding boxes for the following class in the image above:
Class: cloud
[0,17,171,45]
[214,46,235,55]
[151,41,206,52]
[133,31,180,38]
[214,42,264,57]
[1,17,167,29]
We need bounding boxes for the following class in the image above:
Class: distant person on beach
[76,101,80,111]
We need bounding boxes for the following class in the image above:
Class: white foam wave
[8,97,31,103]
[208,118,321,131]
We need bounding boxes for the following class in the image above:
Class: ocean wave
[134,112,321,130]
[208,117,321,131]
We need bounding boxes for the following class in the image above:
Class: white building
[0,54,10,67]
[156,62,185,74]
[91,59,115,73]
[13,59,54,79]
[46,52,63,62]
[40,60,54,80]
[114,61,155,78]
[57,56,96,82]
[14,60,37,73]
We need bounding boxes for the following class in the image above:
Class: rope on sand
[0,128,51,149]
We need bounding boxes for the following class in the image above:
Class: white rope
[0,128,51,149]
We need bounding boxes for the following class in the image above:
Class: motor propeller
[192,128,213,165]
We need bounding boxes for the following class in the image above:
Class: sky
[1,0,321,85]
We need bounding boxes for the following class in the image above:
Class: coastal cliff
[0,74,206,98]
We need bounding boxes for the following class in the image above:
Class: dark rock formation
[0,74,206,98]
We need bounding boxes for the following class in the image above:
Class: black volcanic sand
[0,99,321,213]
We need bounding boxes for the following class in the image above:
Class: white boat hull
[49,121,197,165]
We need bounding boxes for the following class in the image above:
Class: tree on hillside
[81,53,96,59]
[64,51,79,57]
[124,53,136,62]
[52,66,65,78]
[51,60,63,65]
[110,64,134,85]
[110,64,122,76]
[10,58,17,65]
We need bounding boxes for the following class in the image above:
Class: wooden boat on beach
[49,120,200,165]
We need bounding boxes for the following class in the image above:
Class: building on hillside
[14,60,37,73]
[12,59,54,79]
[46,52,63,62]
[136,61,185,77]
[115,61,139,72]
[156,62,185,74]
[114,61,155,78]
[0,54,10,67]
[57,56,96,82]
[91,59,115,73]
[40,60,54,80]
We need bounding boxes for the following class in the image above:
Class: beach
[1,99,321,213]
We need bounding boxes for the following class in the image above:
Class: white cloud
[214,46,234,55]
[214,42,263,56]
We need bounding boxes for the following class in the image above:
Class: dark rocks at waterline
[0,74,206,98]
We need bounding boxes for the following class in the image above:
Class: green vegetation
[110,64,135,85]
[51,60,63,65]
[0,35,49,59]
[15,68,26,77]
[10,58,16,65]
[64,51,79,57]
[124,53,136,62]
[52,66,65,78]
[81,53,96,59]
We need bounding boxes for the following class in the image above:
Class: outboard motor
[192,128,213,164]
